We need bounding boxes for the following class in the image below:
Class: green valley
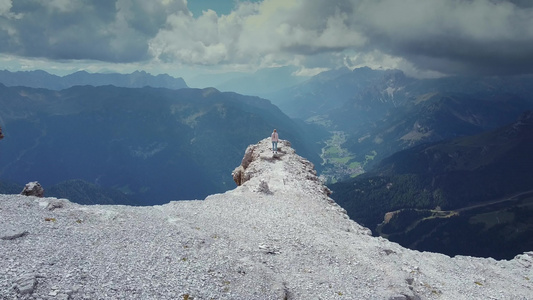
[330,111,533,259]
[319,131,376,184]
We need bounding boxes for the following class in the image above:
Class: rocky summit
[1,138,532,299]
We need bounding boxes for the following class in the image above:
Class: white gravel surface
[1,138,532,299]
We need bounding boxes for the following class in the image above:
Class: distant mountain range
[3,67,533,260]
[330,111,533,259]
[0,84,322,204]
[269,67,377,120]
[215,66,307,97]
[270,67,533,182]
[0,69,188,90]
[272,67,533,124]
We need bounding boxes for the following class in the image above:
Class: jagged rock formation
[0,69,188,90]
[20,181,44,198]
[233,140,331,196]
[232,139,282,186]
[1,138,532,299]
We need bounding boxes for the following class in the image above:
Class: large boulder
[20,182,44,197]
[232,143,259,186]
[0,126,4,140]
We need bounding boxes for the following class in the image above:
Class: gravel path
[1,139,532,299]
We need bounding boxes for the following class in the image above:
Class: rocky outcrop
[12,273,38,296]
[20,181,44,197]
[1,229,29,240]
[1,139,532,299]
[232,142,258,186]
[0,125,4,140]
[232,139,287,186]
[232,138,332,195]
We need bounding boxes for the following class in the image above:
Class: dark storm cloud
[8,1,119,60]
[506,0,533,8]
[217,0,533,76]
[353,0,533,75]
[0,0,188,62]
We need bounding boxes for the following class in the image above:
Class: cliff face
[1,138,532,299]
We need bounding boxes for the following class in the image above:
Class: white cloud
[0,0,11,16]
[149,9,230,65]
[2,0,533,77]
[47,0,82,13]
[147,0,533,75]
[149,0,368,70]
[0,0,21,19]
[292,67,330,77]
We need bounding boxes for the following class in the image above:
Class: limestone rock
[232,165,246,186]
[232,139,292,186]
[13,273,37,295]
[241,143,257,169]
[1,229,29,240]
[232,142,261,186]
[256,180,273,195]
[1,138,532,299]
[20,181,44,197]
[46,200,65,211]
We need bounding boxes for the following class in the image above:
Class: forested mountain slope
[331,111,533,259]
[0,84,321,204]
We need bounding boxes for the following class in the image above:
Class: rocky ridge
[1,138,532,299]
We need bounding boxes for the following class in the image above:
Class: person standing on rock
[271,129,279,154]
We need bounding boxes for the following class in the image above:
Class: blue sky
[187,0,262,17]
[187,0,233,16]
[0,0,532,84]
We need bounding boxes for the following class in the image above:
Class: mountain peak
[1,139,532,299]
[352,66,373,73]
[231,138,334,199]
[0,69,188,90]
